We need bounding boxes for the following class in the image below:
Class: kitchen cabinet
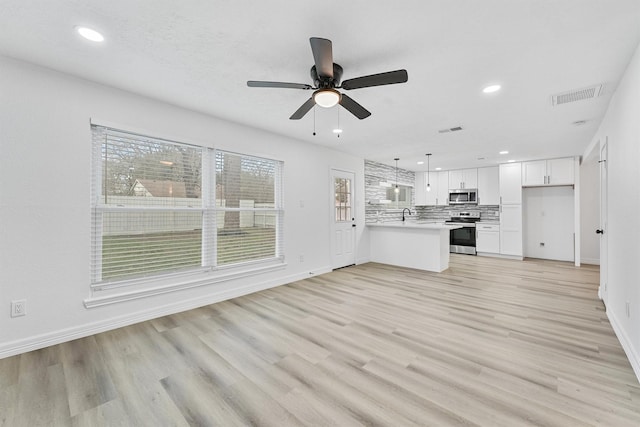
[415,172,426,205]
[476,223,500,254]
[424,172,438,205]
[477,166,499,205]
[499,162,522,257]
[448,168,477,189]
[522,157,574,186]
[499,162,522,204]
[436,171,449,206]
[415,171,448,206]
[500,205,523,256]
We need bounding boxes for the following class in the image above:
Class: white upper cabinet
[415,171,448,206]
[424,172,438,205]
[477,166,499,205]
[522,157,574,186]
[415,172,426,205]
[448,168,477,189]
[436,171,449,205]
[546,158,575,185]
[499,162,522,204]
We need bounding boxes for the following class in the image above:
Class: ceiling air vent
[438,126,464,134]
[551,84,604,106]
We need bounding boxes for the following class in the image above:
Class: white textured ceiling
[1,0,639,171]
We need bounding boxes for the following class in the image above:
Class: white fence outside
[102,196,276,235]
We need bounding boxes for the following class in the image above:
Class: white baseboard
[608,309,640,383]
[580,257,600,265]
[356,256,371,265]
[0,268,329,359]
[477,252,523,261]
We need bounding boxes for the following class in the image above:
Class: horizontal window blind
[214,150,283,266]
[91,126,283,286]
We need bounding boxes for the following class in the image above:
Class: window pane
[217,211,276,265]
[334,177,352,222]
[103,132,202,206]
[101,211,202,281]
[216,151,276,208]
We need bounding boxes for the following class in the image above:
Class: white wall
[0,56,369,357]
[586,41,640,380]
[580,146,600,265]
[523,186,575,262]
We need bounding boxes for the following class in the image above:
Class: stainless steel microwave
[448,188,478,205]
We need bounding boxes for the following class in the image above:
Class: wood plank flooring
[2,255,639,426]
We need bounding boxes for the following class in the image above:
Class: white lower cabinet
[476,224,500,254]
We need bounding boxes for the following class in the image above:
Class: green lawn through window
[102,228,275,281]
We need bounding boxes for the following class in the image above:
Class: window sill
[84,260,286,308]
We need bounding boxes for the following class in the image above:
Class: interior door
[599,141,608,305]
[331,169,356,269]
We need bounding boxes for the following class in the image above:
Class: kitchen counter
[367,222,461,272]
[366,221,459,230]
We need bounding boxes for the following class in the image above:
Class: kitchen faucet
[402,208,412,221]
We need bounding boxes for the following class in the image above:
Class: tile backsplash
[364,159,499,223]
[414,205,500,222]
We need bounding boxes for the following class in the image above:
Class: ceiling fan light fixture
[313,89,341,108]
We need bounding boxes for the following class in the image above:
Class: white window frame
[89,124,285,300]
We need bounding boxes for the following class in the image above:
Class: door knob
[352,224,356,228]
[596,229,604,234]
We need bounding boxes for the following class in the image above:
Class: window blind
[91,125,284,286]
[214,150,283,266]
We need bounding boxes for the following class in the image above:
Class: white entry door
[331,169,356,269]
[599,141,608,306]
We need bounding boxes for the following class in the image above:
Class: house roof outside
[132,179,187,198]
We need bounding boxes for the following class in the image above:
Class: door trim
[330,168,357,269]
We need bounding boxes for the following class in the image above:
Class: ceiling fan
[247,37,408,120]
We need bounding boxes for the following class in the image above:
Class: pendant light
[394,158,400,193]
[426,153,432,192]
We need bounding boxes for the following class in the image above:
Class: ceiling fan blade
[339,93,371,120]
[289,97,316,120]
[248,81,313,90]
[341,69,408,90]
[310,37,334,79]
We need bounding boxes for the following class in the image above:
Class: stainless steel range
[445,211,481,255]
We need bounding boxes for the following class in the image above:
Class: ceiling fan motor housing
[311,63,343,88]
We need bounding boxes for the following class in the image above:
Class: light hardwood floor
[1,255,639,426]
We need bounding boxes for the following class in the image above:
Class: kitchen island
[367,222,461,272]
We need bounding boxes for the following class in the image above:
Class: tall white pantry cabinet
[499,162,523,257]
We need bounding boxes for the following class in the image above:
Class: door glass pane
[334,177,352,222]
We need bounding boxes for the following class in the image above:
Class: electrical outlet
[11,300,26,318]
[299,254,304,263]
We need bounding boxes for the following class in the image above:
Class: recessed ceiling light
[507,159,515,163]
[435,167,442,171]
[417,161,424,165]
[76,26,104,42]
[483,84,501,94]
[332,128,342,134]
[499,150,509,155]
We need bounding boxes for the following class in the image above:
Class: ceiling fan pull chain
[312,106,316,136]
